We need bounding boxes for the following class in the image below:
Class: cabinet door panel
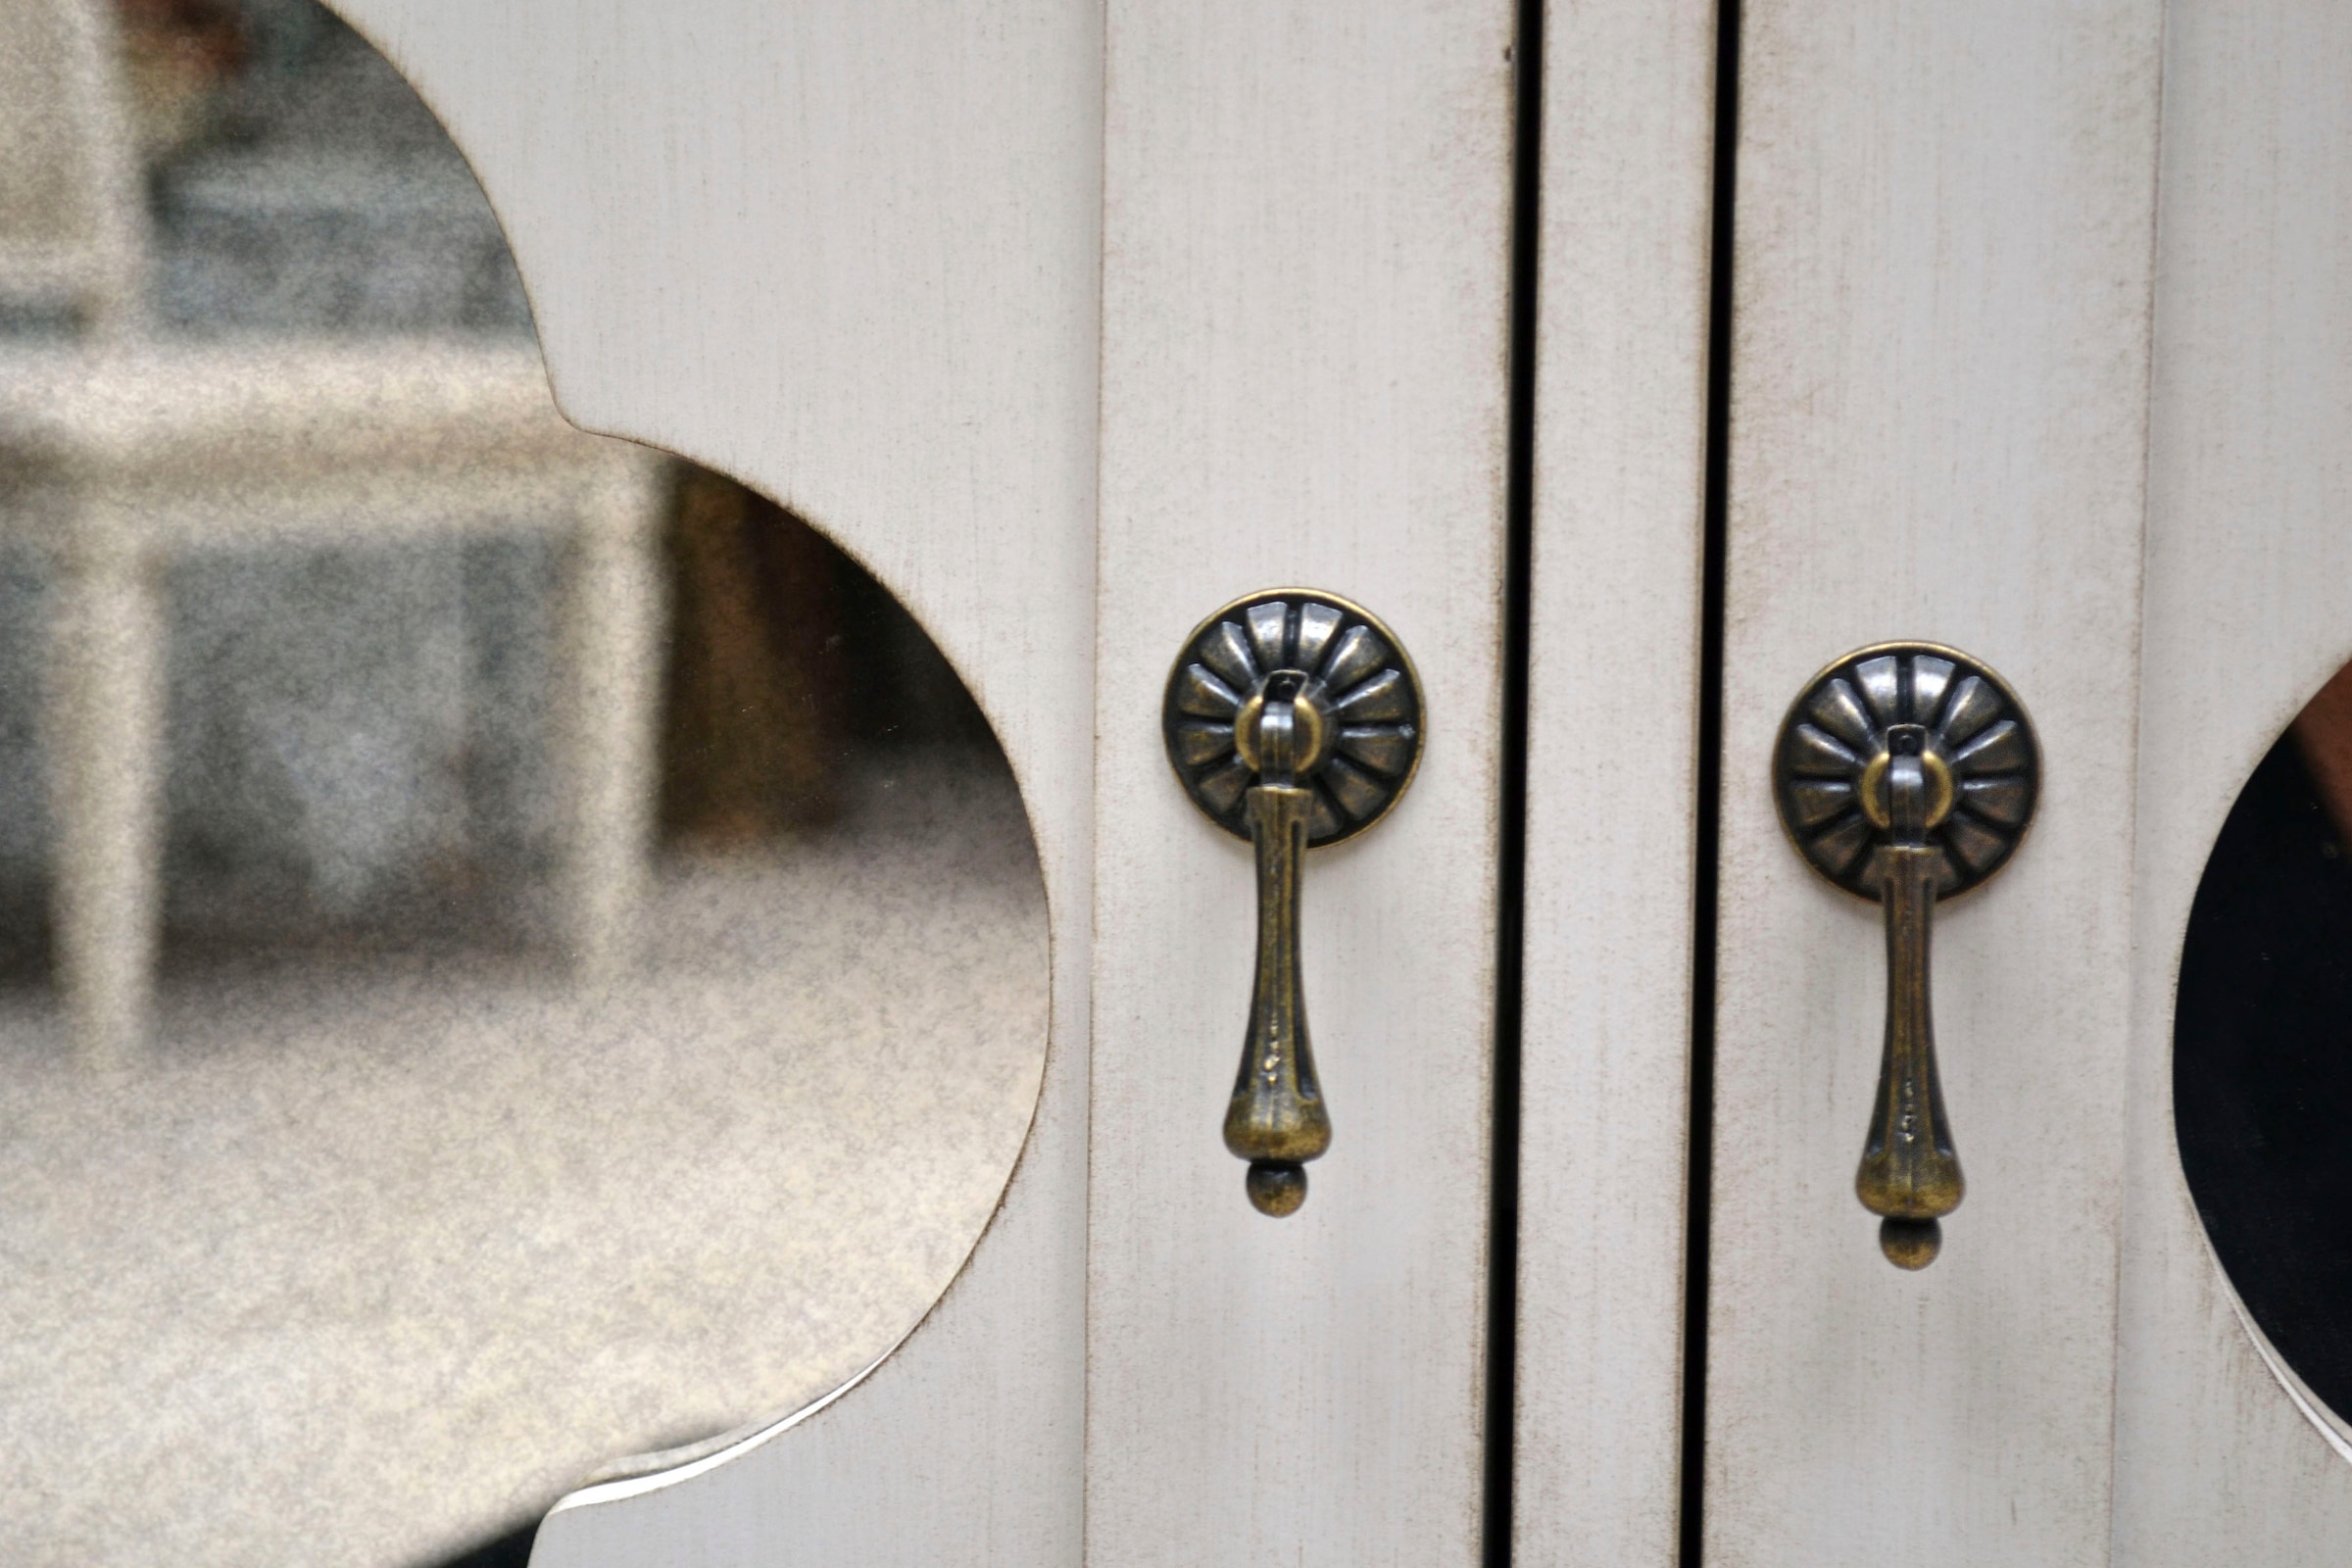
[2116,0,2352,1557]
[335,3,1103,1562]
[1708,1,2162,1561]
[326,3,1721,1561]
[1514,0,1717,1562]
[1087,3,1515,1561]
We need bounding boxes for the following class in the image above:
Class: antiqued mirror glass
[2177,657,2352,1436]
[0,3,1050,1563]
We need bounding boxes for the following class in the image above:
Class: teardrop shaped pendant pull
[1162,591,1424,1215]
[1773,644,2039,1267]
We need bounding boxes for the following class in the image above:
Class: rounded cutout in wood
[0,4,1050,1562]
[2178,657,2352,1428]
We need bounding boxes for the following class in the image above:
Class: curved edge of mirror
[2173,673,2352,1463]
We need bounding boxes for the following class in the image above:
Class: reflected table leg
[48,509,165,1067]
[559,462,667,983]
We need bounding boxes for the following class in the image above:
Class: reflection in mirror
[2179,658,2352,1432]
[0,3,1049,1565]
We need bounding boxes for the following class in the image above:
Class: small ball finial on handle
[1247,1160,1308,1216]
[1880,1218,1942,1270]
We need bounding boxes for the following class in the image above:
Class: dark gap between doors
[1682,0,1742,1562]
[1480,0,1544,1563]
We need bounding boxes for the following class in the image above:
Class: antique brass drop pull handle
[1773,644,2039,1268]
[1163,591,1424,1217]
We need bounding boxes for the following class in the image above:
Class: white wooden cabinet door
[332,0,2352,1560]
[1709,0,2352,1562]
[321,2,1713,1564]
[2115,0,2352,1556]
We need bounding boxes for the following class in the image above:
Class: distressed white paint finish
[1513,0,1717,1562]
[328,1,1102,1561]
[2113,0,2352,1556]
[1086,2,1514,1562]
[1708,2,2161,1561]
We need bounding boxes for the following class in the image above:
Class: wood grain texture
[1513,0,1717,1562]
[1086,2,1515,1562]
[1708,1,2161,1561]
[329,2,1101,1561]
[2114,0,2352,1556]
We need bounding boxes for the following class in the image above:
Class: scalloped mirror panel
[0,3,1050,1563]
[2178,655,2352,1440]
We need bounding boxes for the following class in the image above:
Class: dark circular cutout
[2178,664,2352,1422]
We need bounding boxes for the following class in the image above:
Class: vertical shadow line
[1681,0,1741,1563]
[1483,0,1543,1564]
